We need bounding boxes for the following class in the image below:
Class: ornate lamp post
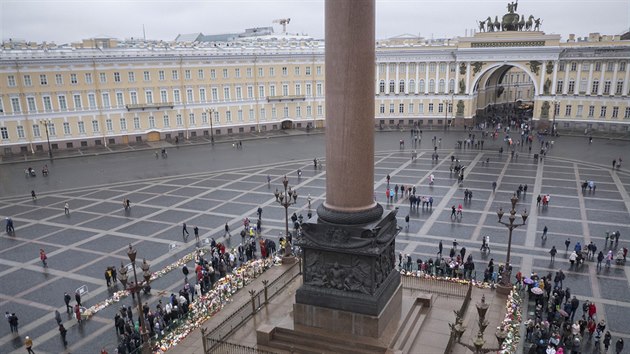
[496,194,528,291]
[205,107,215,145]
[118,244,152,354]
[273,176,298,258]
[44,119,53,160]
[443,99,450,131]
[551,99,558,137]
[449,295,509,353]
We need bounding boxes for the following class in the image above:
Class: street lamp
[496,195,528,291]
[443,99,449,131]
[118,244,152,354]
[43,120,53,160]
[205,108,215,145]
[273,176,298,258]
[450,295,509,353]
[551,99,558,137]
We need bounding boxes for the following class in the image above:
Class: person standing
[54,310,62,326]
[8,313,18,333]
[64,202,70,215]
[438,240,443,256]
[31,190,37,201]
[492,181,497,193]
[59,323,68,347]
[75,290,82,307]
[39,249,47,267]
[74,304,82,323]
[565,238,571,252]
[64,293,72,313]
[194,226,199,243]
[542,225,548,239]
[549,246,557,262]
[24,336,35,354]
[224,222,231,238]
[182,223,189,241]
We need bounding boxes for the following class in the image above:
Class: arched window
[419,80,425,93]
[439,63,446,73]
[438,79,445,93]
[399,80,405,93]
[449,79,455,93]
[379,80,385,93]
[409,80,416,93]
[389,80,395,93]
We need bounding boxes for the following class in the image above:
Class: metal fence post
[262,280,269,304]
[201,327,207,353]
[249,289,257,314]
[298,257,302,274]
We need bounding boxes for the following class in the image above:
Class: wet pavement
[0,129,629,353]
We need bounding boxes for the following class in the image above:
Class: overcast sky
[1,0,628,44]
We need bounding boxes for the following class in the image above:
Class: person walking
[64,202,70,215]
[59,323,68,347]
[64,293,72,313]
[8,313,18,333]
[492,181,497,192]
[542,225,548,239]
[597,251,605,270]
[194,226,199,243]
[564,238,571,252]
[74,304,82,323]
[54,310,62,326]
[39,249,47,267]
[24,336,35,354]
[405,215,410,230]
[182,223,189,241]
[75,290,82,307]
[224,222,231,238]
[31,190,37,201]
[550,246,557,262]
[615,338,624,354]
[438,240,443,256]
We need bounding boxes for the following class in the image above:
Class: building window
[570,62,577,71]
[130,92,138,104]
[48,122,56,136]
[591,80,599,94]
[128,72,135,82]
[557,80,563,93]
[565,105,572,116]
[226,111,232,122]
[0,127,8,140]
[15,125,24,139]
[260,108,266,120]
[159,70,165,80]
[143,71,151,81]
[210,69,216,79]
[187,89,194,102]
[88,93,96,109]
[429,63,436,73]
[236,87,242,100]
[63,122,71,135]
[147,116,154,129]
[379,104,385,114]
[625,107,630,119]
[567,80,575,94]
[84,73,92,84]
[43,96,52,111]
[200,88,206,102]
[102,93,110,108]
[198,69,204,79]
[223,87,230,100]
[159,90,167,103]
[389,80,395,93]
[409,80,416,93]
[185,69,191,80]
[428,103,434,113]
[612,106,619,118]
[176,114,183,126]
[282,84,289,96]
[92,120,100,132]
[202,112,208,124]
[73,94,82,109]
[295,84,301,96]
[283,106,289,118]
[419,80,425,92]
[223,69,228,79]
[603,81,611,95]
[438,79,445,93]
[399,103,404,113]
[133,117,140,130]
[146,91,154,104]
[106,119,114,131]
[399,80,405,93]
[58,96,67,111]
[429,80,436,93]
[588,105,595,117]
[235,68,240,78]
[27,97,36,112]
[600,106,607,118]
[116,92,124,107]
[576,105,583,117]
[579,79,587,93]
[8,75,16,87]
[418,103,424,113]
[189,113,195,125]
[408,103,414,113]
[172,70,179,80]
[317,105,323,116]
[449,79,455,93]
[438,103,444,113]
[163,115,170,127]
[270,85,276,97]
[11,97,21,113]
[114,72,121,82]
[247,86,253,99]
[439,63,446,73]
[558,63,565,72]
[173,90,180,103]
[606,62,614,72]
[307,105,312,117]
[316,66,322,75]
[78,121,86,134]
[32,124,41,137]
[258,86,265,98]
[55,74,63,85]
[295,66,300,76]
[248,109,255,121]
[306,66,311,76]
[211,88,218,101]
[246,68,252,78]
[23,75,32,86]
[258,68,264,77]
[120,118,127,131]
[594,62,601,71]
[282,67,288,76]
[616,81,624,95]
[389,104,394,113]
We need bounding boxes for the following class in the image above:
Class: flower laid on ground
[400,270,491,289]
[498,288,522,354]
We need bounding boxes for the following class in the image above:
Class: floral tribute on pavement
[399,269,492,289]
[498,288,522,354]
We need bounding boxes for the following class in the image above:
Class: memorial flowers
[498,288,522,354]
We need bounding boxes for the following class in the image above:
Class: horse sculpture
[486,17,494,32]
[525,15,534,31]
[494,16,501,33]
[518,15,525,31]
[479,20,486,32]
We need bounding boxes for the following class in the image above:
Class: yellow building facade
[1,28,629,156]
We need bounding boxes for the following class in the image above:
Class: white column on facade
[466,62,471,95]
[623,62,630,95]
[597,65,606,96]
[445,63,450,95]
[562,65,570,95]
[395,63,400,94]
[551,62,559,95]
[405,63,409,94]
[611,62,619,95]
[587,64,594,95]
[425,63,430,94]
[575,63,582,95]
[415,62,420,94]
[385,63,390,94]
[454,62,459,95]
[434,63,439,94]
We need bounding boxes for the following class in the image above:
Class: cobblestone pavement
[0,131,629,353]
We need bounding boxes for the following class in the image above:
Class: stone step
[270,327,389,354]
[391,299,424,349]
[391,297,430,352]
